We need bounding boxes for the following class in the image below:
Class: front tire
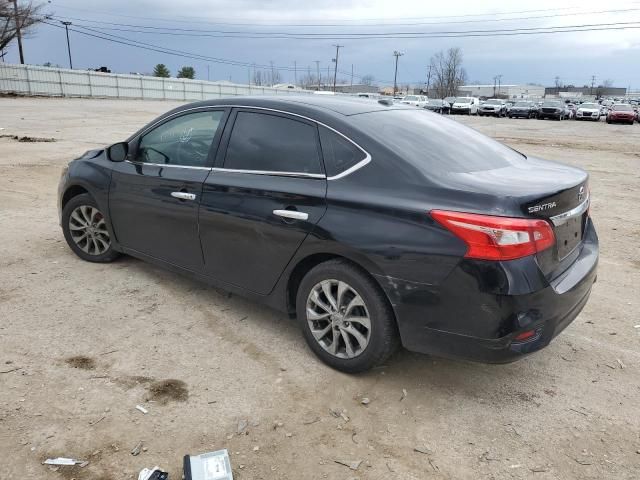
[62,193,120,263]
[296,259,399,373]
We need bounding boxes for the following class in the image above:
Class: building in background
[458,84,545,99]
[544,86,627,97]
[319,83,378,94]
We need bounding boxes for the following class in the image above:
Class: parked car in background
[400,95,428,107]
[443,96,456,109]
[508,101,538,119]
[478,99,507,117]
[606,104,636,124]
[575,103,601,121]
[58,96,598,372]
[424,99,449,114]
[538,101,567,120]
[451,97,480,115]
[505,102,514,115]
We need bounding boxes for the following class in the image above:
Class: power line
[48,3,640,27]
[46,14,640,38]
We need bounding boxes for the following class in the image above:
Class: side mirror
[106,142,128,162]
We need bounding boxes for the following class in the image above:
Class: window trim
[129,105,371,180]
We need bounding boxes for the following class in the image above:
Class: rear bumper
[375,219,599,363]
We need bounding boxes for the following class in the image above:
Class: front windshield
[580,103,598,109]
[613,104,632,111]
[455,97,471,103]
[543,101,562,107]
[427,99,442,105]
[404,96,418,101]
[484,99,501,105]
[514,102,530,107]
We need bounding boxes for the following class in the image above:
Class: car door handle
[273,209,309,221]
[171,191,197,201]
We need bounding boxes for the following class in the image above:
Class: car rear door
[199,108,327,295]
[108,108,228,272]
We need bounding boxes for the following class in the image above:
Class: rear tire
[296,259,399,373]
[62,193,120,263]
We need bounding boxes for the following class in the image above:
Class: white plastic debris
[43,458,83,466]
[136,405,149,414]
[138,466,167,480]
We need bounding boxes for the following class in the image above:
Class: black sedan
[509,101,538,118]
[424,98,450,114]
[58,96,598,372]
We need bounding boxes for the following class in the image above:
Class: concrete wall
[0,63,316,100]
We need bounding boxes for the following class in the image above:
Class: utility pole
[11,0,25,64]
[332,44,343,92]
[61,21,73,69]
[425,64,432,96]
[294,60,297,86]
[393,51,403,96]
[270,60,275,86]
[207,65,210,81]
[590,75,596,95]
[493,76,497,97]
[350,64,354,90]
[497,74,503,97]
[314,60,320,90]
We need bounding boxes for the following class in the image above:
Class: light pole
[61,21,73,69]
[332,44,343,92]
[393,51,404,96]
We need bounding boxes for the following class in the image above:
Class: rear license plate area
[555,214,585,258]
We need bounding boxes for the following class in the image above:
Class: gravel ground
[0,97,639,480]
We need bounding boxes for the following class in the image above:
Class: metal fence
[0,63,315,100]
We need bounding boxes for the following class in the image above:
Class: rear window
[350,109,524,174]
[613,104,632,111]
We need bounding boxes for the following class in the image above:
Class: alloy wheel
[306,279,371,359]
[68,205,111,255]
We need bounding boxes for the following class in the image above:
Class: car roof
[171,95,413,117]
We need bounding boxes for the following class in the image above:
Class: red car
[606,104,635,124]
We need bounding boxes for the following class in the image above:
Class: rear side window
[224,111,322,174]
[319,127,367,177]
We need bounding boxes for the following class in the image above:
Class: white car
[575,103,601,121]
[451,97,480,115]
[400,95,428,107]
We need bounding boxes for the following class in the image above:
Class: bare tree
[361,74,375,86]
[252,69,282,86]
[601,79,614,88]
[1,1,44,53]
[429,47,467,98]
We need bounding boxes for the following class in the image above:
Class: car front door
[109,108,228,271]
[198,108,327,295]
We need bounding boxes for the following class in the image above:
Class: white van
[451,97,480,115]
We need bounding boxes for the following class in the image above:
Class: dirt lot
[1,97,639,480]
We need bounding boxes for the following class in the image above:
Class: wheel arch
[285,251,396,323]
[61,184,91,211]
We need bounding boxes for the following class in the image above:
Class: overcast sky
[3,0,640,88]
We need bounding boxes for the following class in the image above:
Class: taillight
[431,210,555,261]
